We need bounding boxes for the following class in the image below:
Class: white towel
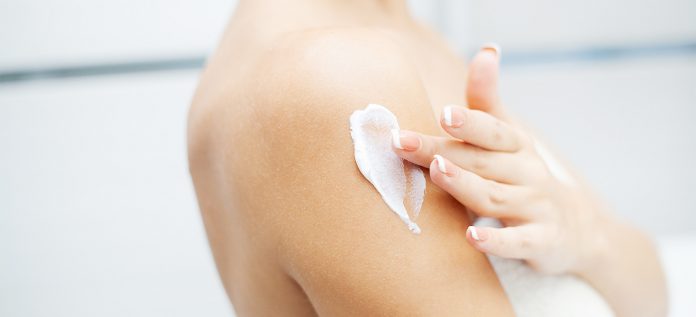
[490,256,613,316]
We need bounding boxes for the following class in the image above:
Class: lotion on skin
[349,104,425,234]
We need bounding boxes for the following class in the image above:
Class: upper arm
[247,30,514,316]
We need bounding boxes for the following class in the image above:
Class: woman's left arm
[391,46,667,317]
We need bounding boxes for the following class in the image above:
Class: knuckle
[424,137,437,155]
[487,181,506,207]
[470,147,488,172]
[518,233,534,250]
[473,181,504,216]
[514,229,542,254]
[426,138,442,160]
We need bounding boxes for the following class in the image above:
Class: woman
[188,0,667,315]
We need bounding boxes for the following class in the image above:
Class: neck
[236,0,413,28]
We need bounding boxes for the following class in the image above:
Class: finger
[466,225,544,260]
[393,130,525,183]
[441,105,522,152]
[466,43,506,118]
[429,155,536,219]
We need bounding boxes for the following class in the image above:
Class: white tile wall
[3,0,694,70]
[0,0,236,70]
[0,70,232,317]
[454,0,696,52]
[500,55,696,234]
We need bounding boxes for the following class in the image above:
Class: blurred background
[1,0,694,316]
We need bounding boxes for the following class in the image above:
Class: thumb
[466,43,505,118]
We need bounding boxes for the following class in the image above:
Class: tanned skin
[188,0,515,316]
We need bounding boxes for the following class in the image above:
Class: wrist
[572,215,616,280]
[569,216,667,317]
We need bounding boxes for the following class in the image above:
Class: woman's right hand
[392,46,610,275]
[392,44,667,317]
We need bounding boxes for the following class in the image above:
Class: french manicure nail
[443,106,453,127]
[467,226,480,241]
[442,105,464,128]
[481,42,502,58]
[392,129,420,151]
[433,154,447,174]
[467,226,488,242]
[391,129,403,149]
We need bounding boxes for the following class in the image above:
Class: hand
[392,46,611,275]
[392,44,667,317]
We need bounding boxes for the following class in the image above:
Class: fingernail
[433,154,447,174]
[467,226,487,241]
[391,129,403,149]
[391,129,420,151]
[442,105,464,128]
[481,42,501,58]
[443,106,453,127]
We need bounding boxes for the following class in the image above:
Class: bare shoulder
[250,27,434,129]
[192,27,513,316]
[189,27,434,168]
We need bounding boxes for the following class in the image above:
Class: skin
[189,0,667,316]
[188,0,514,316]
[393,48,668,317]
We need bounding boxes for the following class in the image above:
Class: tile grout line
[1,42,695,84]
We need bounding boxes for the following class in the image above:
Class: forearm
[578,218,668,317]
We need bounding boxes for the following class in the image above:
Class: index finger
[442,106,523,152]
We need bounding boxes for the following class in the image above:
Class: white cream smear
[349,104,425,234]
